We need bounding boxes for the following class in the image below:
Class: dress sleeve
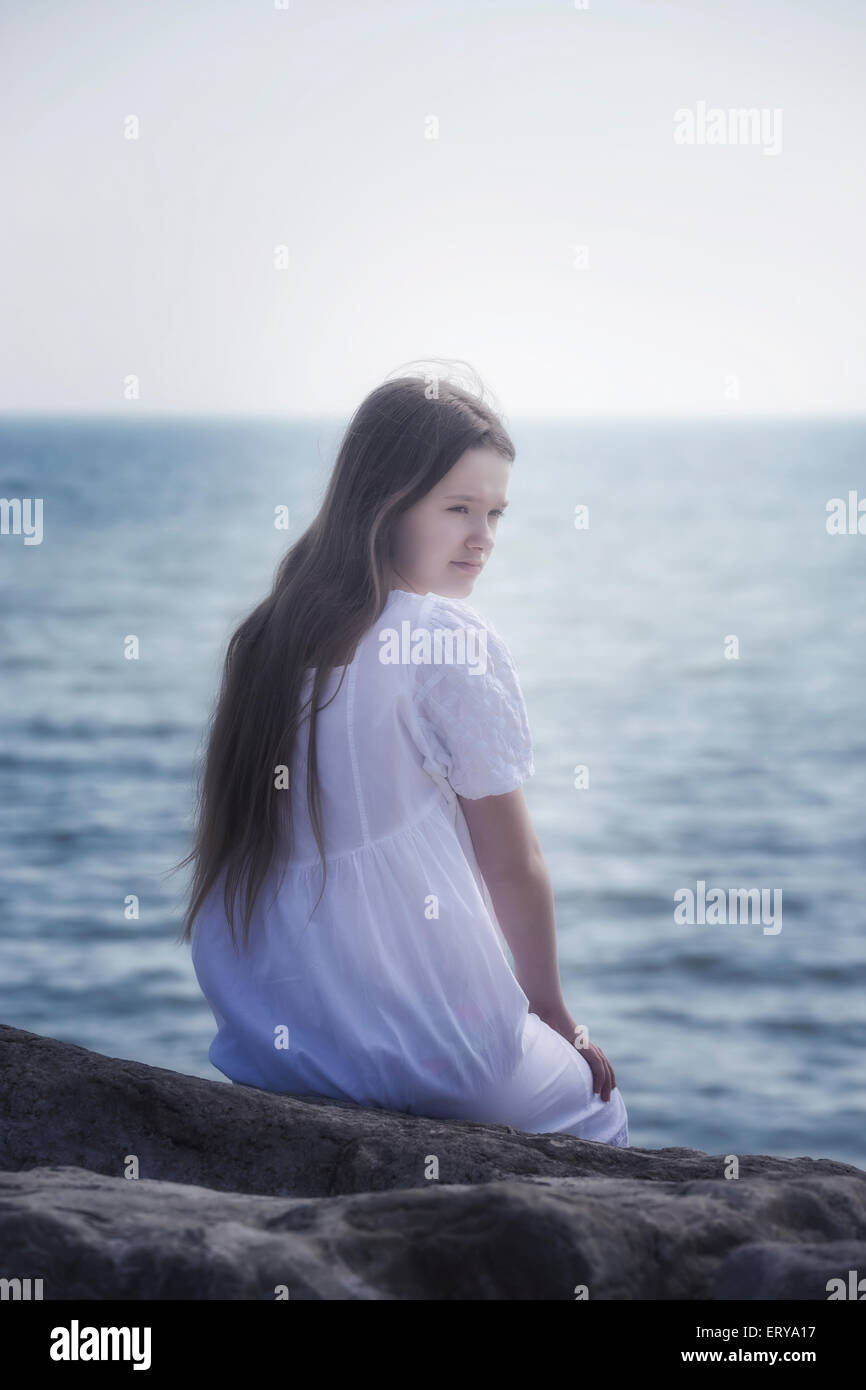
[411,596,535,799]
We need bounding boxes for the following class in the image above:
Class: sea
[1,414,864,1164]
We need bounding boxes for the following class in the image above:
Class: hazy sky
[2,0,863,417]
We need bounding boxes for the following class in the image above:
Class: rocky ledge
[0,1022,863,1299]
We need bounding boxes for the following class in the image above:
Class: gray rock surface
[1,1023,863,1299]
[712,1241,866,1301]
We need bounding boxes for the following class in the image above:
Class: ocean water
[1,415,864,1165]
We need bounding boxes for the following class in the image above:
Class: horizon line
[1,409,864,425]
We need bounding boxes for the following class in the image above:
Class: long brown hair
[171,363,515,954]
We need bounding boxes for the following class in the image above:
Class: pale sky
[1,0,864,417]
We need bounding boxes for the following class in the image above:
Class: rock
[1,1024,859,1196]
[2,1165,865,1301]
[711,1241,866,1300]
[1,1023,864,1299]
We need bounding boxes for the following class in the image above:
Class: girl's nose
[469,519,495,544]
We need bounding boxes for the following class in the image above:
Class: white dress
[191,588,629,1147]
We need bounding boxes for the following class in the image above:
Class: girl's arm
[458,787,567,1016]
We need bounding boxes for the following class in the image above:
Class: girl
[176,370,628,1147]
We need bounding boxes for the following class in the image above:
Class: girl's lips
[452,561,481,570]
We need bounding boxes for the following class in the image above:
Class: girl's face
[388,446,511,598]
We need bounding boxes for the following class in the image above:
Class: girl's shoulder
[424,593,515,660]
[415,589,489,631]
[382,588,492,637]
[405,594,535,799]
[378,590,521,697]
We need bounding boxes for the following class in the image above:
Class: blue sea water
[0,415,864,1164]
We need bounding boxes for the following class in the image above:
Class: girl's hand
[534,1003,617,1103]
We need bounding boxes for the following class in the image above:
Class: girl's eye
[448,506,505,517]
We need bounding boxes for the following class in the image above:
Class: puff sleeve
[411,596,535,800]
